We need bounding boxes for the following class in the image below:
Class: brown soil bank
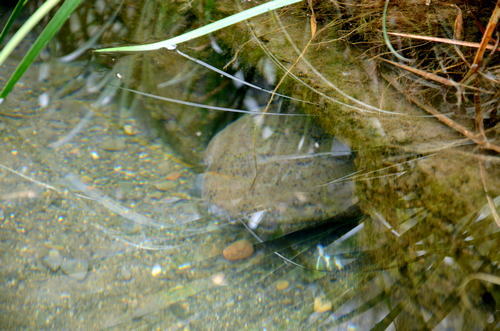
[206,0,499,226]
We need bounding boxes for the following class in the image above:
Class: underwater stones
[101,137,126,151]
[42,249,63,272]
[60,258,89,281]
[222,239,254,261]
[203,113,357,239]
[275,280,290,291]
[42,249,89,280]
[313,297,332,313]
[153,180,177,191]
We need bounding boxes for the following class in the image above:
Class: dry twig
[383,74,500,154]
[387,32,500,52]
[464,0,500,77]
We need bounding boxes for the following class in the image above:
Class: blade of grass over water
[0,0,61,66]
[96,0,303,53]
[0,0,29,45]
[0,0,83,100]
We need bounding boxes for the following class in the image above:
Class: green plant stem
[96,0,303,53]
[0,0,61,66]
[0,0,29,45]
[382,0,412,62]
[0,0,83,99]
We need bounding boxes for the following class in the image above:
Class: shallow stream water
[0,2,498,330]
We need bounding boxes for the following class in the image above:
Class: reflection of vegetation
[2,0,498,329]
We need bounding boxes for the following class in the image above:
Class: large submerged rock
[202,108,357,238]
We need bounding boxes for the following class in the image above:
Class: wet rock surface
[203,111,357,238]
[61,258,89,281]
[222,239,254,261]
[42,249,63,272]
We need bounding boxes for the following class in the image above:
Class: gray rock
[42,249,63,272]
[61,258,89,281]
[203,112,357,239]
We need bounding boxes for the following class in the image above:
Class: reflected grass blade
[0,0,83,100]
[96,0,302,53]
[0,0,29,45]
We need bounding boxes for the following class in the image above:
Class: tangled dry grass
[311,0,499,153]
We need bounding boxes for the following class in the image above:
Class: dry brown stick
[466,0,500,76]
[453,5,463,40]
[380,58,457,87]
[383,74,500,153]
[387,32,500,51]
[307,0,317,38]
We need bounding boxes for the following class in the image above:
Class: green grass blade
[96,0,303,53]
[382,0,412,62]
[0,0,61,66]
[0,0,83,100]
[0,0,29,45]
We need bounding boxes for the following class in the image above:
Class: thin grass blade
[0,0,61,66]
[0,0,29,45]
[96,0,303,53]
[0,0,83,100]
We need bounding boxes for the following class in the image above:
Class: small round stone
[154,181,176,191]
[211,273,227,286]
[42,249,63,272]
[314,297,332,313]
[151,264,163,277]
[61,258,89,280]
[222,239,254,261]
[275,280,289,291]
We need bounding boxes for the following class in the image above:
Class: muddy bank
[199,0,500,227]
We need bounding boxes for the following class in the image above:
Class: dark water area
[0,1,498,329]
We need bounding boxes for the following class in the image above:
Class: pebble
[42,249,63,272]
[222,239,254,261]
[61,258,89,280]
[117,266,132,281]
[154,181,177,191]
[101,137,126,151]
[314,297,332,313]
[151,264,163,277]
[211,273,227,286]
[165,171,183,181]
[123,123,138,135]
[275,280,289,291]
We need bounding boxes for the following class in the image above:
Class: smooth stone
[314,297,332,313]
[42,249,63,272]
[276,280,290,291]
[154,181,177,191]
[222,239,254,261]
[101,137,126,151]
[61,258,89,280]
[116,266,132,281]
[203,114,357,238]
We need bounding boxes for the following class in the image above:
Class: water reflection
[1,2,498,330]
